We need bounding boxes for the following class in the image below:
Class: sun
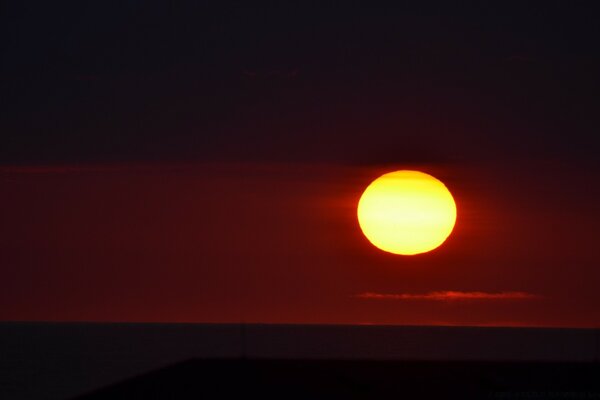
[357,170,457,255]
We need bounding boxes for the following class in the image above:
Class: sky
[1,2,599,327]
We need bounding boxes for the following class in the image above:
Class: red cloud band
[357,291,540,301]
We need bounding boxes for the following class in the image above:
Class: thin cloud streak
[0,164,180,174]
[357,291,541,301]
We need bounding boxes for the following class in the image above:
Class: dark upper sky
[3,2,599,165]
[1,2,600,326]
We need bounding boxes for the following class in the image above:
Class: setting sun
[357,170,457,255]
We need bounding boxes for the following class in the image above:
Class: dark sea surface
[1,323,599,399]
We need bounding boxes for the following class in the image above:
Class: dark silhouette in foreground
[77,359,600,399]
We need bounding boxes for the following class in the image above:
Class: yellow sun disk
[357,171,457,255]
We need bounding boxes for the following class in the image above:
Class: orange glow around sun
[357,170,457,255]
